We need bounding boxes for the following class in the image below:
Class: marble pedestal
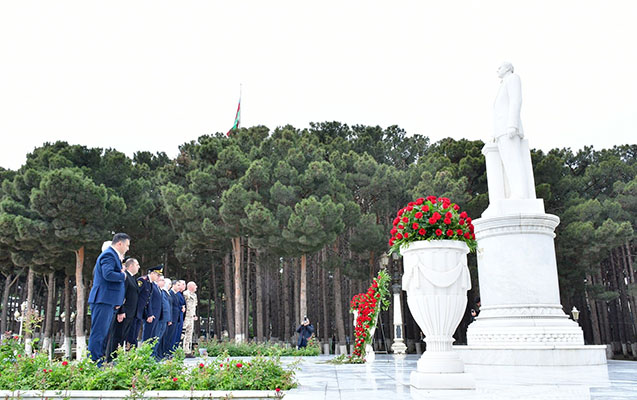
[464,212,607,366]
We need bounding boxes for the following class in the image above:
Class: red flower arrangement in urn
[389,196,477,253]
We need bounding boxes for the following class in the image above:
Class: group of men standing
[86,233,199,364]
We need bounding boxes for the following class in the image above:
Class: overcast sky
[1,1,635,170]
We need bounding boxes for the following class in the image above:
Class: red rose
[276,388,281,393]
[453,204,460,210]
[404,232,409,238]
[173,377,178,382]
[414,211,423,219]
[464,232,471,239]
[469,225,475,233]
[422,205,429,212]
[471,234,475,239]
[397,224,404,229]
[412,223,419,230]
[432,212,441,220]
[428,217,436,225]
[408,202,415,206]
[199,363,205,368]
[445,211,453,219]
[435,229,443,236]
[416,198,424,205]
[446,229,453,237]
[62,361,68,366]
[460,211,468,219]
[397,209,404,216]
[418,228,426,235]
[466,217,472,224]
[236,363,243,368]
[443,218,451,225]
[396,233,403,239]
[402,217,408,223]
[389,239,394,246]
[426,195,437,202]
[406,205,413,211]
[390,228,397,235]
[43,369,47,373]
[456,229,463,235]
[393,217,400,226]
[459,219,465,225]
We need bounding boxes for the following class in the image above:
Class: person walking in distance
[182,281,198,357]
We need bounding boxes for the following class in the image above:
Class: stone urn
[401,240,475,389]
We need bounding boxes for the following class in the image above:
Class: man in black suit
[105,257,140,360]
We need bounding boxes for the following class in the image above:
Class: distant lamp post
[571,306,580,323]
[380,253,390,269]
[391,270,407,355]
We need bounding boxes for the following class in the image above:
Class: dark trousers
[142,317,159,342]
[153,321,168,358]
[171,320,183,351]
[87,303,116,362]
[161,322,177,357]
[105,314,134,360]
[127,318,142,346]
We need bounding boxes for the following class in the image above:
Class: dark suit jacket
[88,246,125,306]
[135,276,153,320]
[169,290,181,324]
[159,290,172,323]
[144,282,162,320]
[176,291,186,323]
[118,271,139,316]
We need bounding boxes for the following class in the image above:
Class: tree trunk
[333,264,346,345]
[232,237,244,342]
[621,243,637,341]
[293,258,300,328]
[585,274,602,344]
[245,246,251,339]
[42,270,56,356]
[223,252,234,340]
[255,250,264,342]
[23,267,35,354]
[322,249,329,341]
[1,271,21,339]
[300,254,307,324]
[264,262,271,340]
[211,260,222,340]
[282,259,290,341]
[64,275,72,358]
[74,246,87,359]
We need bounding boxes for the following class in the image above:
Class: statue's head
[497,62,514,79]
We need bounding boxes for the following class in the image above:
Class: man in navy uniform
[127,264,160,346]
[154,276,172,359]
[142,265,163,343]
[87,233,129,363]
[105,257,140,360]
[161,280,181,357]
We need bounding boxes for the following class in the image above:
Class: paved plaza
[278,355,637,400]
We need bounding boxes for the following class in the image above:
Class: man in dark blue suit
[161,280,181,357]
[153,276,172,359]
[171,280,186,352]
[142,265,163,343]
[87,233,129,363]
[105,257,140,360]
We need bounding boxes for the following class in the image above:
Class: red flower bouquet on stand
[388,196,477,253]
[350,269,390,362]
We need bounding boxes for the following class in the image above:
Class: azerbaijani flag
[226,95,241,136]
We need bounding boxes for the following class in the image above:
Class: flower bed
[202,338,320,357]
[0,337,296,393]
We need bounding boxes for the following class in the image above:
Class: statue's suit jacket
[493,73,524,139]
[88,246,125,306]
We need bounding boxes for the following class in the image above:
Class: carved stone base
[454,345,608,366]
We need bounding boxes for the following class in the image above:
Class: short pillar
[390,281,407,354]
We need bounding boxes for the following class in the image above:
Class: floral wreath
[350,269,391,359]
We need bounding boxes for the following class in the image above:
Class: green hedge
[0,336,296,391]
[202,337,320,357]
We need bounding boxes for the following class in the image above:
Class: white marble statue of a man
[493,62,529,199]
